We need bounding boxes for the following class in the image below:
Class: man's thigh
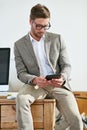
[18,84,47,100]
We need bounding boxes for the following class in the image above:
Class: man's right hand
[32,77,47,88]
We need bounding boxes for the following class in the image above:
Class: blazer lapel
[45,33,55,73]
[45,33,51,62]
[25,34,39,66]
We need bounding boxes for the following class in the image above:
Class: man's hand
[50,76,64,87]
[32,76,64,88]
[32,76,50,88]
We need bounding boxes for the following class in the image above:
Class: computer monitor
[0,48,10,91]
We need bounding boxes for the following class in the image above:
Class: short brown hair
[30,4,50,20]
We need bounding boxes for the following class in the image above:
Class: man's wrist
[61,74,65,81]
[61,74,66,86]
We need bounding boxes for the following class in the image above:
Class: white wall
[0,0,87,91]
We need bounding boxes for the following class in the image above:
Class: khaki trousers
[16,84,83,130]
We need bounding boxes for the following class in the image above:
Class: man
[14,4,83,130]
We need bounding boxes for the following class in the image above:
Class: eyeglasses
[33,21,51,30]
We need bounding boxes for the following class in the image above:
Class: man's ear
[29,19,33,25]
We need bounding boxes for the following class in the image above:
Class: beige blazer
[14,32,71,90]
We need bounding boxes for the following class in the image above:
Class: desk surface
[0,98,55,105]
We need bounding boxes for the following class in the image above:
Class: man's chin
[38,32,44,37]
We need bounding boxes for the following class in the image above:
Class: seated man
[14,3,83,130]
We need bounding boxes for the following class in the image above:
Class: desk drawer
[0,105,17,128]
[0,104,44,129]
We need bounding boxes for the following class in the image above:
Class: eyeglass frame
[32,20,51,30]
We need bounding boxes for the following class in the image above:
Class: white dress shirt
[29,34,54,76]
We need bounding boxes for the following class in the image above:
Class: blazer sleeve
[14,42,37,84]
[58,35,71,81]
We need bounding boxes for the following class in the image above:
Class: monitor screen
[0,48,10,85]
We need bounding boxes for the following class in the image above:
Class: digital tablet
[45,74,61,80]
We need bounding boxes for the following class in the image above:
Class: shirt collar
[29,33,45,43]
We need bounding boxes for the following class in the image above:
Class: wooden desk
[74,91,87,115]
[74,91,87,130]
[0,99,55,130]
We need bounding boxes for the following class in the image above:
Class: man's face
[30,18,50,40]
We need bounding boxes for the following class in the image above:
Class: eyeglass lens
[33,21,51,30]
